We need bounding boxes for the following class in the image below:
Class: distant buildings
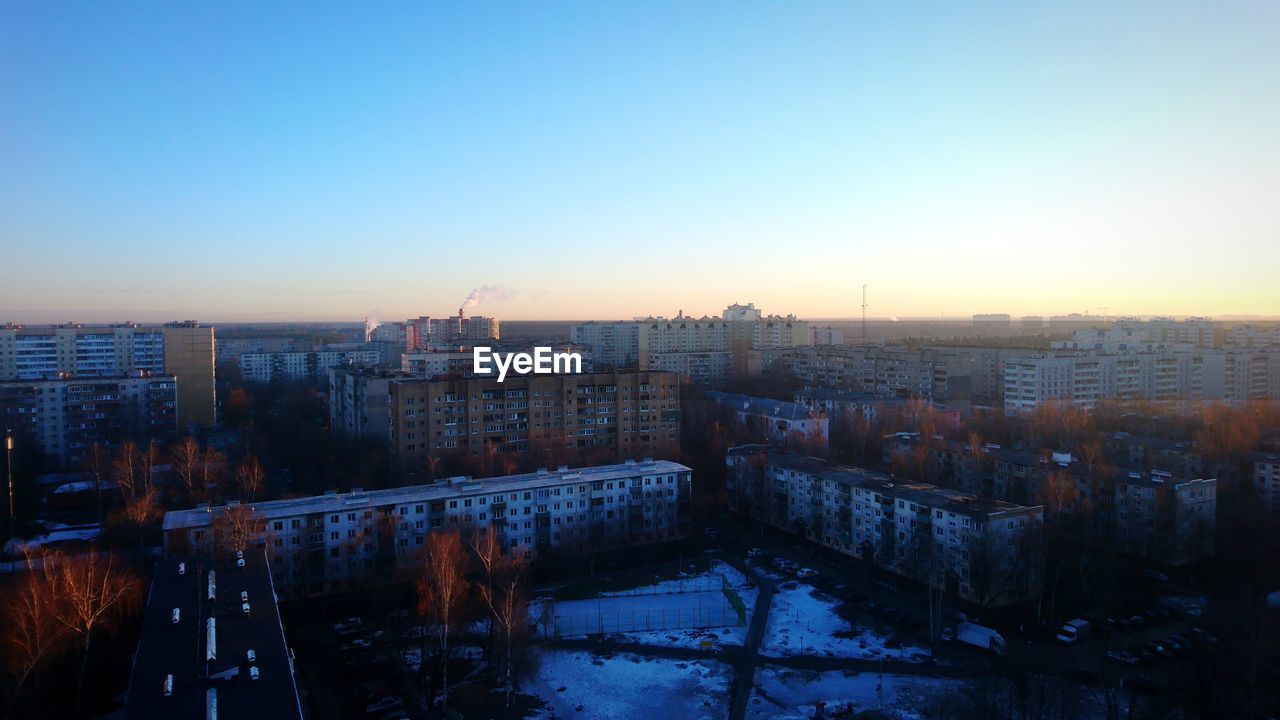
[239,346,380,383]
[0,321,215,428]
[726,446,1044,607]
[1003,347,1279,413]
[124,550,303,720]
[571,303,810,382]
[163,460,693,599]
[971,314,1012,334]
[0,373,177,466]
[880,432,1217,566]
[405,310,500,350]
[705,391,829,449]
[389,370,680,478]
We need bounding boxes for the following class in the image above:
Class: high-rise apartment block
[0,321,215,428]
[571,303,809,382]
[0,374,177,466]
[389,370,680,478]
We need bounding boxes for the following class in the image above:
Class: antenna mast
[861,284,868,341]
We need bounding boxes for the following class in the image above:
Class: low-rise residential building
[1254,453,1280,512]
[163,460,692,599]
[881,433,1218,566]
[726,446,1043,607]
[390,370,680,478]
[706,391,829,449]
[0,373,177,467]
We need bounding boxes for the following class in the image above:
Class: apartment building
[0,373,177,466]
[794,389,960,432]
[0,321,215,427]
[1254,453,1280,513]
[328,365,405,440]
[1004,348,1274,412]
[400,351,474,378]
[389,370,680,478]
[405,312,500,351]
[162,460,693,599]
[648,351,735,386]
[571,303,809,380]
[882,433,1218,566]
[706,391,829,448]
[787,346,974,402]
[726,446,1043,607]
[124,551,303,720]
[239,347,381,383]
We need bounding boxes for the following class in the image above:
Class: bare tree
[236,454,265,502]
[170,436,202,503]
[211,504,264,554]
[471,525,528,707]
[77,443,109,527]
[1,547,67,717]
[111,440,146,504]
[415,529,468,709]
[53,552,141,719]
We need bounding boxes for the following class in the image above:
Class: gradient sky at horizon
[2,2,1278,323]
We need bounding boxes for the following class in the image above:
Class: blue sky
[2,2,1277,322]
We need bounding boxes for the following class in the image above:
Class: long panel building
[0,321,215,427]
[389,370,680,479]
[163,460,693,599]
[0,373,177,466]
[726,446,1044,607]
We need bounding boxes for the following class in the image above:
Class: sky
[1,2,1277,323]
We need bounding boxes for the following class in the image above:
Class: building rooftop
[730,445,1035,518]
[164,459,691,531]
[124,548,302,720]
[706,391,815,421]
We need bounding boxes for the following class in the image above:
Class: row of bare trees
[407,527,529,711]
[1,548,141,719]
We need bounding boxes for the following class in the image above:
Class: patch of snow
[748,667,963,720]
[525,650,730,720]
[762,584,928,661]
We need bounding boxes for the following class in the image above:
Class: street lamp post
[5,429,14,539]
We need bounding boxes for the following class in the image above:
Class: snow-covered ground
[747,667,963,720]
[525,650,731,720]
[762,583,929,661]
[533,560,756,642]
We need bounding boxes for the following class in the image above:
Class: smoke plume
[461,285,512,310]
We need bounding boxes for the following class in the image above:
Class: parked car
[365,696,404,716]
[248,666,260,681]
[1189,628,1220,647]
[746,547,766,559]
[246,649,256,663]
[1143,641,1171,659]
[796,568,819,580]
[1104,649,1139,665]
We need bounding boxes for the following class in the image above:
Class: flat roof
[730,446,1035,517]
[165,459,691,531]
[125,549,302,720]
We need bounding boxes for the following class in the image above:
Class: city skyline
[3,2,1279,322]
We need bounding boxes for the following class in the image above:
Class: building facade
[0,373,177,466]
[328,366,404,440]
[726,446,1043,607]
[162,460,693,599]
[239,347,381,383]
[0,321,215,428]
[390,370,680,478]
